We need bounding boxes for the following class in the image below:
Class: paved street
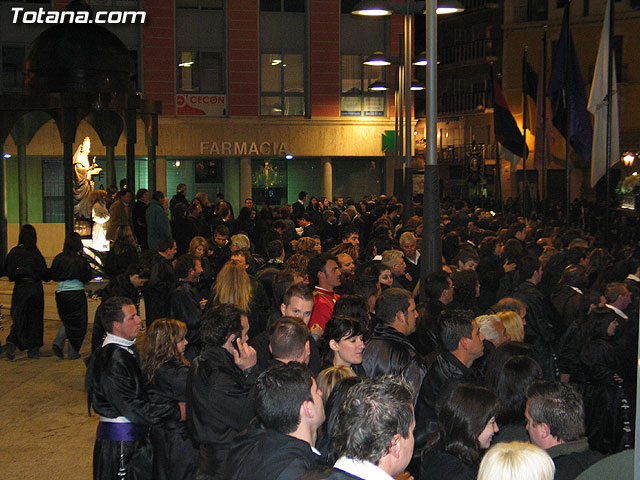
[1,278,102,479]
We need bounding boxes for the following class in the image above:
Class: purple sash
[96,422,149,442]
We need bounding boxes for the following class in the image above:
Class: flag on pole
[494,78,528,163]
[587,0,619,187]
[548,5,593,162]
[524,61,538,135]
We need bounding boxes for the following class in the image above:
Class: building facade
[1,0,417,254]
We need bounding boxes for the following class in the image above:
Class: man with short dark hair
[251,282,321,373]
[514,255,559,379]
[411,271,453,357]
[306,376,415,480]
[268,316,311,365]
[361,288,426,396]
[90,297,182,480]
[225,362,325,480]
[414,309,484,449]
[256,239,286,309]
[187,304,257,480]
[169,254,204,360]
[106,188,133,241]
[308,254,342,332]
[526,380,602,480]
[293,191,308,220]
[143,238,177,327]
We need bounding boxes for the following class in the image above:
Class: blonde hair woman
[212,260,252,313]
[189,236,214,299]
[496,310,525,342]
[478,441,554,480]
[316,365,357,403]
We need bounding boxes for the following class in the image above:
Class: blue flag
[548,5,593,161]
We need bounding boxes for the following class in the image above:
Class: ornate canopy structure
[0,0,161,265]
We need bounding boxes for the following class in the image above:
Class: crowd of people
[2,185,640,480]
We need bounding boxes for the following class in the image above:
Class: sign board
[176,94,226,116]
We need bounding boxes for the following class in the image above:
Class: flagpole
[605,0,614,246]
[541,25,548,217]
[564,2,572,227]
[522,46,528,219]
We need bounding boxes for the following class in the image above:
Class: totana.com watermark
[11,7,146,24]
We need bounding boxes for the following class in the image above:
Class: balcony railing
[438,90,493,114]
[439,40,490,65]
[436,143,498,164]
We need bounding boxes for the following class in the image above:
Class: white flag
[587,0,620,188]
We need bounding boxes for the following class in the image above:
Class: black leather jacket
[414,351,479,449]
[361,324,427,398]
[186,345,257,477]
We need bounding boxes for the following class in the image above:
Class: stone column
[240,157,252,205]
[17,144,27,226]
[321,157,332,200]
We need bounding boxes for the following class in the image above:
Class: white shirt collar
[605,304,629,320]
[626,274,640,282]
[334,457,394,480]
[569,286,583,295]
[405,251,420,265]
[102,333,137,353]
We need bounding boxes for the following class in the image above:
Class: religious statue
[73,136,102,219]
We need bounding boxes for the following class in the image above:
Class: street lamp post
[352,0,463,293]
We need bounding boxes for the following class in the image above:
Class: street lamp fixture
[623,152,635,168]
[367,80,425,91]
[352,0,464,16]
[363,52,393,66]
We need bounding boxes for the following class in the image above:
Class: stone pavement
[0,278,104,479]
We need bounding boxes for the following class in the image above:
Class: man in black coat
[224,362,326,480]
[169,254,204,361]
[143,238,177,327]
[410,270,454,358]
[91,264,150,353]
[414,309,484,450]
[292,191,308,221]
[361,288,426,397]
[187,304,258,480]
[525,381,603,480]
[299,376,415,480]
[513,255,560,380]
[90,296,183,480]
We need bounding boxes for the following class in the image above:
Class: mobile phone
[232,336,240,352]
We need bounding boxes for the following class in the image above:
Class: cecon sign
[176,94,226,116]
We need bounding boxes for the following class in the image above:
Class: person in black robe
[186,304,258,480]
[50,232,93,359]
[89,296,182,480]
[580,309,633,454]
[133,189,149,251]
[141,319,198,480]
[91,265,150,353]
[142,238,177,327]
[3,224,50,360]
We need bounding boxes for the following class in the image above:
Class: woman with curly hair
[419,384,500,480]
[142,319,197,480]
[189,235,214,299]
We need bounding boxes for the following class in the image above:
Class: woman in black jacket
[3,224,49,360]
[142,319,198,480]
[418,384,500,480]
[50,232,93,359]
[104,225,139,277]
